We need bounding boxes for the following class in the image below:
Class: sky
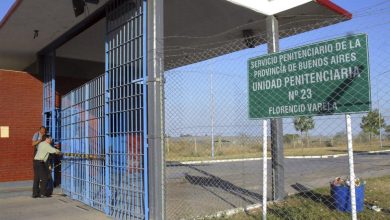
[0,0,15,23]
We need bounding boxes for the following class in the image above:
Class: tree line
[293,109,387,147]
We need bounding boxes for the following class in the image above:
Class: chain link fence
[162,2,390,219]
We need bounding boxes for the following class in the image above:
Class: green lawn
[212,176,390,220]
[283,144,390,157]
[166,137,390,161]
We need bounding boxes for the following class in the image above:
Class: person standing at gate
[32,126,46,198]
[32,126,46,156]
[32,135,61,198]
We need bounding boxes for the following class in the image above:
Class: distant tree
[360,109,385,142]
[283,134,299,148]
[327,132,352,147]
[384,125,390,139]
[334,131,346,140]
[333,131,346,145]
[294,116,315,147]
[238,133,248,148]
[356,131,370,143]
[180,134,192,137]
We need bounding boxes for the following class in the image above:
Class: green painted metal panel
[248,34,370,118]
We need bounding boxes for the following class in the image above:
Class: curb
[176,157,262,165]
[196,203,261,220]
[365,149,390,154]
[287,149,390,159]
[286,154,348,159]
[169,149,390,165]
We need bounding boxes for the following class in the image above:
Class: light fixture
[72,0,85,17]
[33,30,39,39]
[72,0,99,17]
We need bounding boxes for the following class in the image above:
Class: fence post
[262,120,268,220]
[51,51,57,142]
[266,15,285,201]
[70,91,75,199]
[210,72,215,160]
[104,32,111,216]
[85,84,90,205]
[143,0,150,219]
[147,0,165,219]
[346,114,357,220]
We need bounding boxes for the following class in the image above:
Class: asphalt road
[165,152,390,219]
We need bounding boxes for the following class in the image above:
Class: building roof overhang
[0,0,351,70]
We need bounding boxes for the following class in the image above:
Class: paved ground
[1,152,388,220]
[166,152,390,219]
[0,181,109,220]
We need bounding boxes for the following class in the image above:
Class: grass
[283,143,390,157]
[166,136,390,161]
[212,175,390,220]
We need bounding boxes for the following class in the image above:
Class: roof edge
[316,0,352,19]
[0,0,22,29]
[38,3,106,55]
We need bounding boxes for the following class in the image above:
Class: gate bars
[42,51,60,184]
[61,75,106,211]
[105,0,147,218]
[42,52,58,141]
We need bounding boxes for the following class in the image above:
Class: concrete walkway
[0,181,110,220]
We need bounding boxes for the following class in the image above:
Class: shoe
[40,195,52,198]
[32,195,40,198]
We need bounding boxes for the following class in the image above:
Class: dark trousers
[32,160,49,197]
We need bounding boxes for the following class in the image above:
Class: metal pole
[142,0,149,219]
[262,120,268,220]
[210,72,215,160]
[266,15,285,201]
[37,54,45,126]
[51,51,56,141]
[346,114,357,220]
[48,51,57,184]
[379,110,383,148]
[104,27,111,216]
[85,84,90,205]
[71,91,76,200]
[377,84,383,148]
[147,0,164,219]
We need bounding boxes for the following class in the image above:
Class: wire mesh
[163,2,390,219]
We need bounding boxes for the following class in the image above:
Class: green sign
[248,34,371,119]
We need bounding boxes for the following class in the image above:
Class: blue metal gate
[60,0,148,219]
[105,0,148,218]
[61,75,106,211]
[42,52,59,141]
[42,51,61,184]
